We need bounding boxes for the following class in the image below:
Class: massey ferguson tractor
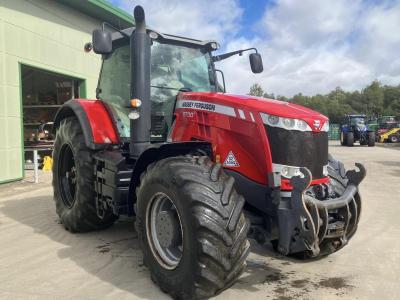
[52,6,366,299]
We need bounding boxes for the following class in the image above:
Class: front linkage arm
[277,163,366,257]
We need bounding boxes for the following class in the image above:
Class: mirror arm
[215,69,226,93]
[101,22,130,39]
[212,47,258,62]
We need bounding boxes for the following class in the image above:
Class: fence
[329,124,340,140]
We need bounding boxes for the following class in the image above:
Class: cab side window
[98,45,131,138]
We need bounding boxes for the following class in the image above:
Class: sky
[110,0,400,97]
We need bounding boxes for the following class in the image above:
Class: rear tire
[52,117,117,232]
[135,156,249,299]
[368,132,375,146]
[346,132,354,147]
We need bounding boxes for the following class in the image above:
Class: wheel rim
[58,143,77,208]
[146,192,183,270]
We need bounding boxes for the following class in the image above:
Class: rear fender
[53,99,119,150]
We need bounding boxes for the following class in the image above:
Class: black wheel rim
[58,143,77,208]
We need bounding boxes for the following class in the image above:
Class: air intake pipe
[130,5,151,158]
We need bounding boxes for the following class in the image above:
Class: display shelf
[24,105,62,108]
[24,122,42,126]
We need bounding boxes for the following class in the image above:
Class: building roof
[56,0,134,29]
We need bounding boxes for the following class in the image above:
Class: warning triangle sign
[223,151,240,167]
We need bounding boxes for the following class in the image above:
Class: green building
[0,0,133,183]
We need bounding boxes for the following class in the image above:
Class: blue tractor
[340,114,375,147]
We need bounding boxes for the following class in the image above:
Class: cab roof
[347,114,366,118]
[111,27,218,49]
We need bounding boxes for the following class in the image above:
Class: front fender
[127,141,212,214]
[53,99,119,150]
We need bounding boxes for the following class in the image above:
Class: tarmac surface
[0,141,399,300]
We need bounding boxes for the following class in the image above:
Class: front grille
[264,125,328,179]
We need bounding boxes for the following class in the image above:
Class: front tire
[289,155,362,259]
[346,132,354,147]
[135,156,249,299]
[368,132,376,146]
[52,117,117,232]
[340,132,347,146]
[389,134,399,143]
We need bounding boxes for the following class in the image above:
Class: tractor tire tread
[136,155,249,299]
[52,117,117,233]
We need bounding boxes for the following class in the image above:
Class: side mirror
[249,53,263,74]
[92,29,112,55]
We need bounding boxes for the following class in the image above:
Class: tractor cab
[345,114,367,129]
[96,32,217,142]
[92,27,262,146]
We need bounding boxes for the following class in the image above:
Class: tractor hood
[177,92,328,132]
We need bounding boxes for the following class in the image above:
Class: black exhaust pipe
[130,5,151,158]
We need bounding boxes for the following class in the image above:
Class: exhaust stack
[130,5,151,158]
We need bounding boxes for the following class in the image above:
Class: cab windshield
[98,41,215,139]
[151,41,214,92]
[350,117,365,126]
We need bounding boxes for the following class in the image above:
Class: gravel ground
[0,141,399,300]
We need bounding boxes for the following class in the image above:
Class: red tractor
[52,6,365,299]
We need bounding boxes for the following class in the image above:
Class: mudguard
[53,99,119,149]
[127,141,212,213]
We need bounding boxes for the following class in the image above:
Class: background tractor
[368,115,397,132]
[375,116,399,143]
[378,124,400,143]
[52,6,366,299]
[340,114,375,146]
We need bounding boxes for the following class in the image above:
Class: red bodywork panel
[172,92,329,189]
[75,99,119,145]
[74,93,329,190]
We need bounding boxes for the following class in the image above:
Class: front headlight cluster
[260,113,329,132]
[272,163,304,179]
[273,163,329,179]
[260,113,312,131]
[321,121,329,132]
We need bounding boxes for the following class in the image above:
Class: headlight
[323,165,328,176]
[273,163,303,179]
[297,120,309,131]
[260,113,312,132]
[282,118,295,129]
[274,163,329,179]
[321,121,329,132]
[268,115,279,125]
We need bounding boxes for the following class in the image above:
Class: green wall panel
[0,0,105,183]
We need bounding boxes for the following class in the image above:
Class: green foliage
[249,81,400,122]
[249,83,276,99]
[248,83,264,97]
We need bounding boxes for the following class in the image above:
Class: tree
[248,83,264,97]
[263,92,275,99]
[248,80,400,122]
[362,81,384,118]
